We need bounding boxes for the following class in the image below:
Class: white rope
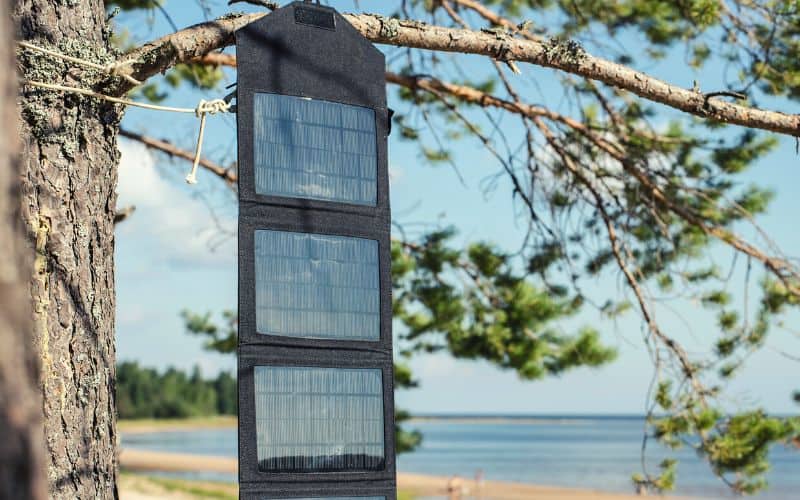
[17,41,142,86]
[185,99,231,184]
[21,81,231,186]
[23,80,197,113]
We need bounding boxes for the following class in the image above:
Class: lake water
[121,416,800,499]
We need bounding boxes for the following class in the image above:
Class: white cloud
[116,139,236,268]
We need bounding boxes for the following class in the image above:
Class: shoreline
[119,449,650,499]
[119,416,237,435]
[118,414,638,432]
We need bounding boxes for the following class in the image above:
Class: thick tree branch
[348,15,800,137]
[120,12,264,93]
[121,11,800,137]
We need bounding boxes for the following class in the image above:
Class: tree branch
[450,0,544,42]
[114,205,136,225]
[387,71,800,298]
[119,128,237,187]
[121,11,800,137]
[386,71,625,152]
[120,12,264,93]
[193,52,236,67]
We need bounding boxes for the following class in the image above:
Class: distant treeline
[116,361,236,419]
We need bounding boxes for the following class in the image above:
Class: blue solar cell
[254,230,380,341]
[254,366,385,472]
[263,497,384,500]
[253,93,377,205]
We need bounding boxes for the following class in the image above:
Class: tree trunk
[0,0,46,496]
[14,1,121,497]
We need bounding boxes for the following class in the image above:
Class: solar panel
[254,366,385,472]
[253,93,377,205]
[237,4,394,492]
[254,230,380,341]
[262,497,383,500]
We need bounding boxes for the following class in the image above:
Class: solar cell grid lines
[262,497,384,500]
[254,93,378,205]
[254,230,380,341]
[254,366,385,473]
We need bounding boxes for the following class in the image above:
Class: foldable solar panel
[236,2,395,499]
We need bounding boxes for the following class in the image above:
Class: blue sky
[114,1,800,415]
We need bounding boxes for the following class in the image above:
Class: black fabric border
[239,483,396,500]
[237,347,396,486]
[238,207,392,354]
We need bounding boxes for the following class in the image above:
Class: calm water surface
[121,416,800,499]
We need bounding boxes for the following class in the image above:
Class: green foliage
[633,458,677,493]
[393,229,616,379]
[165,63,225,91]
[421,147,451,164]
[182,310,238,354]
[394,361,419,389]
[116,361,236,419]
[392,1,800,494]
[394,408,423,454]
[648,409,800,494]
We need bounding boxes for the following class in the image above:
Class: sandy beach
[119,448,648,499]
[118,416,238,435]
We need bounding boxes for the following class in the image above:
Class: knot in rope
[104,60,140,85]
[186,99,232,185]
[15,40,232,186]
[195,99,231,117]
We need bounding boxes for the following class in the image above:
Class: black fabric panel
[238,348,397,486]
[236,3,385,108]
[236,3,395,496]
[239,207,392,354]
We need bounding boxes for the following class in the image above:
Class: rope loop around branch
[17,41,142,86]
[17,40,236,187]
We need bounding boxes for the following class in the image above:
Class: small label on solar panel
[294,6,336,30]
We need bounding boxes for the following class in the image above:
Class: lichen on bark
[13,0,121,498]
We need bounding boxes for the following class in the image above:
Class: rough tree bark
[14,0,120,498]
[0,0,46,496]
